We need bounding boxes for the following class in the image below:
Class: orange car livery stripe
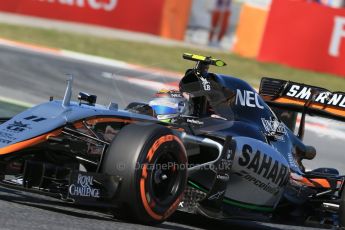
[275,97,345,117]
[310,178,331,188]
[73,117,134,129]
[86,117,134,125]
[0,129,62,155]
[295,176,332,189]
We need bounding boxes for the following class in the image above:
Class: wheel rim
[151,151,181,204]
[139,134,187,221]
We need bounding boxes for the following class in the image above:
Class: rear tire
[101,123,187,225]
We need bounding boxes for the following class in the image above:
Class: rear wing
[259,77,345,122]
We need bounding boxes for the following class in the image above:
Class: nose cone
[0,101,66,149]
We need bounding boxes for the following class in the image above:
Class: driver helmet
[149,89,192,123]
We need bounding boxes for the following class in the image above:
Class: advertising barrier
[160,0,192,40]
[233,3,268,58]
[0,0,170,36]
[258,0,345,77]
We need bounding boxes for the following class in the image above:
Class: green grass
[0,100,27,117]
[0,23,344,90]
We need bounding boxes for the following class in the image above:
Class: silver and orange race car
[0,53,344,228]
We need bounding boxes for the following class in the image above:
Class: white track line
[0,96,33,107]
[61,50,130,69]
[101,72,178,91]
[0,37,181,79]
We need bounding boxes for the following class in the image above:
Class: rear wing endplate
[259,77,345,122]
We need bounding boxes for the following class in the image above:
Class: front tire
[101,123,187,225]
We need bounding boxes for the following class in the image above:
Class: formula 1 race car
[0,53,344,228]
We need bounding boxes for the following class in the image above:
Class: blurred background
[1,0,345,78]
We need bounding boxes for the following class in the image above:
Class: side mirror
[78,92,97,106]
